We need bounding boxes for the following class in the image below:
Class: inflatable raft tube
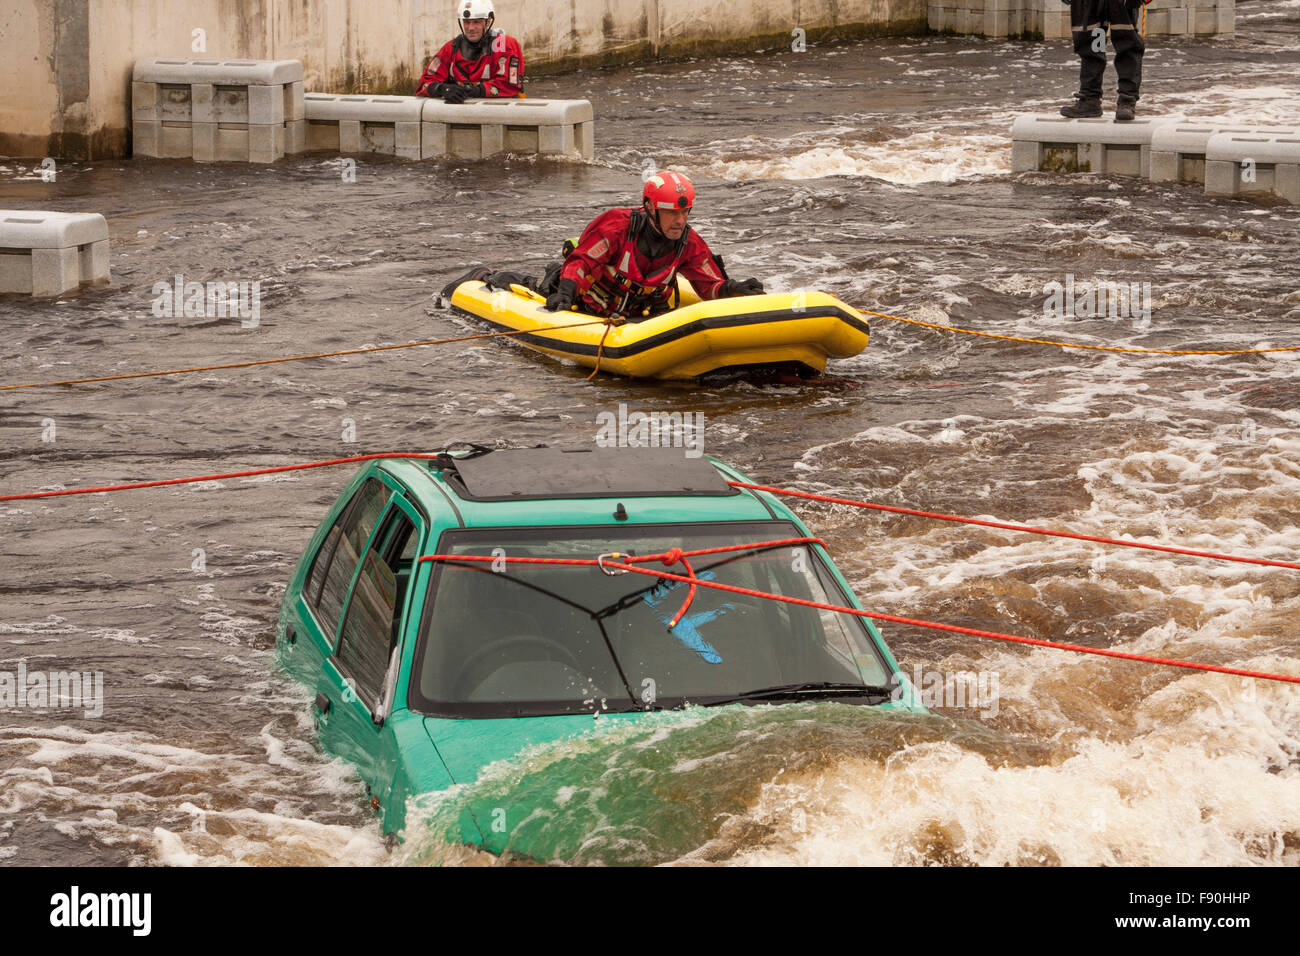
[445,276,870,380]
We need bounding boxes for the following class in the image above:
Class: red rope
[421,549,1300,686]
[0,453,447,502]
[418,537,823,629]
[729,481,1300,572]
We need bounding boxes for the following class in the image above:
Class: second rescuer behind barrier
[544,172,766,322]
[416,0,524,103]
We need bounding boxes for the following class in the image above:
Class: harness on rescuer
[541,171,764,318]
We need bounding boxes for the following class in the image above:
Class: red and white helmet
[642,171,695,211]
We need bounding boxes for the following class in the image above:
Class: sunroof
[444,446,739,501]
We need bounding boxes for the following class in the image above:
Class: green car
[275,445,925,859]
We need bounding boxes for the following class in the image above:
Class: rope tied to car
[418,542,1300,686]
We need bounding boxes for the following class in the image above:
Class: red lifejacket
[415,32,524,98]
[561,208,727,318]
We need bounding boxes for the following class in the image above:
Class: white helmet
[458,0,494,20]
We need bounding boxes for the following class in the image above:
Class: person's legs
[1062,0,1106,117]
[1108,0,1145,117]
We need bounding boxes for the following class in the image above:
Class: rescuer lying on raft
[482,172,766,323]
[415,0,524,103]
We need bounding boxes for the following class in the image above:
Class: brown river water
[1,1,1298,865]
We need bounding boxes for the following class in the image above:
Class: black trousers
[1071,0,1145,100]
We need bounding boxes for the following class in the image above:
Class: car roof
[378,447,791,531]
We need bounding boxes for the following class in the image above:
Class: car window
[410,522,893,717]
[335,506,415,710]
[312,478,391,638]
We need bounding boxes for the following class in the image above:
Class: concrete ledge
[304,94,428,158]
[1011,114,1185,178]
[423,98,595,160]
[1205,129,1300,203]
[1149,122,1265,184]
[0,211,111,297]
[300,95,595,160]
[133,57,304,87]
[933,0,1232,38]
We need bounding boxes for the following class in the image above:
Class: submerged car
[275,445,924,854]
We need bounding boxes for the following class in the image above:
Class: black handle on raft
[314,693,331,715]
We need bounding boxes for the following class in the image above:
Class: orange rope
[585,315,624,381]
[861,307,1300,356]
[0,319,608,392]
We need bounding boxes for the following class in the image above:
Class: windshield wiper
[700,681,895,706]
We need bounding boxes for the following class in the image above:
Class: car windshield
[408,521,894,717]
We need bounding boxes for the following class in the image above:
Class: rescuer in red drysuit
[415,0,524,103]
[542,171,766,320]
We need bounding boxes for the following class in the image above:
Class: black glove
[720,277,765,297]
[443,83,485,104]
[545,278,577,312]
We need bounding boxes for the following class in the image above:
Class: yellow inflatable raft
[445,277,870,381]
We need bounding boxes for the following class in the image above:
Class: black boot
[1060,96,1102,118]
[1115,96,1137,122]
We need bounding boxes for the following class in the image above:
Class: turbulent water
[2,1,1299,866]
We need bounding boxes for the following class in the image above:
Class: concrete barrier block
[421,98,592,159]
[1216,0,1235,35]
[160,122,193,158]
[132,81,160,121]
[1148,122,1265,184]
[286,81,305,121]
[248,123,285,163]
[538,124,576,156]
[214,125,249,161]
[190,83,212,124]
[306,120,341,152]
[133,119,161,157]
[423,121,449,158]
[304,94,427,158]
[1011,113,1185,177]
[32,247,80,298]
[284,119,306,154]
[159,83,193,123]
[576,121,595,161]
[1205,130,1300,203]
[339,119,362,153]
[1276,164,1300,205]
[1040,7,1070,39]
[393,121,422,159]
[192,122,217,161]
[0,211,110,296]
[1011,139,1040,173]
[249,84,285,125]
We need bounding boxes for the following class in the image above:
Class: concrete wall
[0,0,927,160]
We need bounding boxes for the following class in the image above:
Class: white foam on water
[701,128,1009,184]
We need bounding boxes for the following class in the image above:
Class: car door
[314,493,423,810]
[286,475,392,681]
